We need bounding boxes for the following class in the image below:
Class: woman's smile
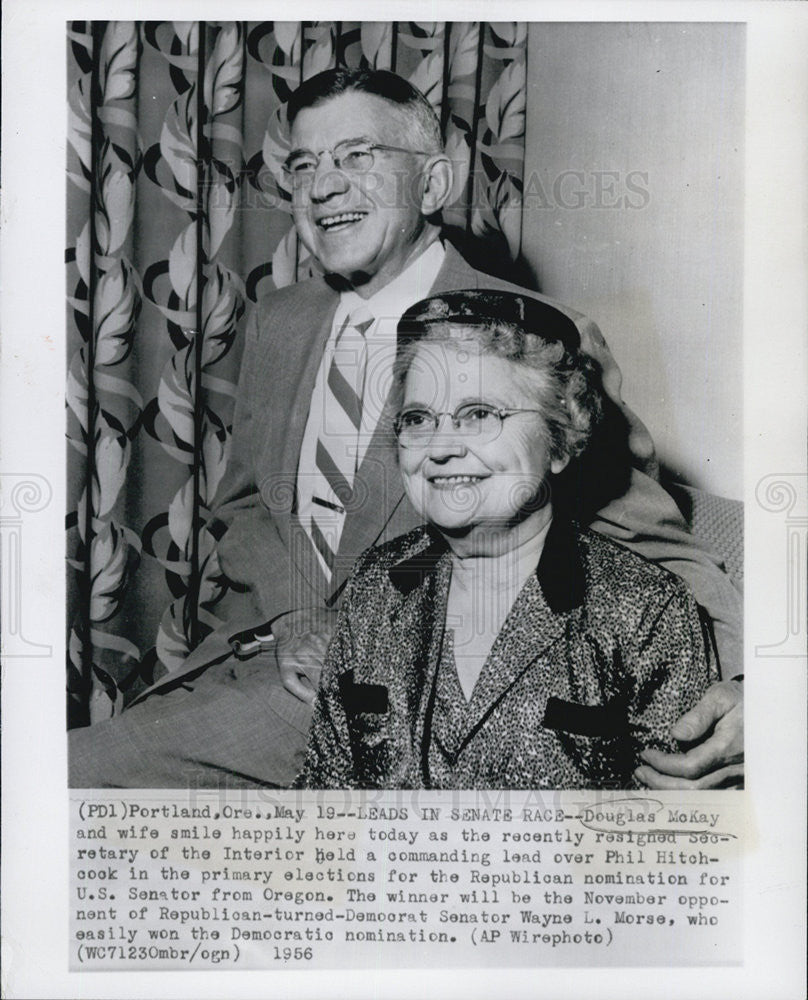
[398,339,561,546]
[427,473,489,487]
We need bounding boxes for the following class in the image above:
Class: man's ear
[419,155,454,215]
[550,455,571,475]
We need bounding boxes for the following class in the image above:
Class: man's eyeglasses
[282,139,432,187]
[394,403,545,447]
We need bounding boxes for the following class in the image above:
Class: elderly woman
[297,290,716,789]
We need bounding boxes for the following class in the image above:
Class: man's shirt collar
[337,240,446,335]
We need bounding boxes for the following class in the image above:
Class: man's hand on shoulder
[275,631,330,706]
[272,609,337,706]
[634,679,744,789]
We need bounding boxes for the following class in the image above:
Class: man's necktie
[306,304,373,581]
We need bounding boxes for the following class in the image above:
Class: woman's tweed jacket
[297,517,717,789]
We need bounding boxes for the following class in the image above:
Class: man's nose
[309,161,350,203]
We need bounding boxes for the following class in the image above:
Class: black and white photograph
[64,20,743,792]
[1,2,806,998]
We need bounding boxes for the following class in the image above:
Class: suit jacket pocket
[348,710,390,746]
[339,672,389,715]
[542,696,628,738]
[338,673,392,785]
[543,698,634,788]
[344,711,392,787]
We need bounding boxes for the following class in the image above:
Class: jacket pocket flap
[339,671,389,715]
[543,696,628,737]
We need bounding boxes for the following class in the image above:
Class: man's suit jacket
[297,520,718,790]
[137,242,741,700]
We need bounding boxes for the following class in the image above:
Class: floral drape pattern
[66,21,528,726]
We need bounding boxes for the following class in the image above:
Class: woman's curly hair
[393,290,604,465]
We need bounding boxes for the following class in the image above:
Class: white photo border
[1,2,806,998]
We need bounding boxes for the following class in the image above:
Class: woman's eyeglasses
[394,403,544,447]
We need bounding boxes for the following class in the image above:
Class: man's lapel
[430,241,482,296]
[258,278,339,597]
[264,278,340,518]
[331,391,406,598]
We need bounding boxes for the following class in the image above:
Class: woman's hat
[397,289,581,352]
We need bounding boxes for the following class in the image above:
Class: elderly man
[70,68,743,790]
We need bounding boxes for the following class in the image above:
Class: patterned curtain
[66,20,528,726]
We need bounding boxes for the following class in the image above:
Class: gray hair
[393,290,604,464]
[287,68,443,154]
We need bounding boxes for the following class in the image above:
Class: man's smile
[316,211,368,232]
